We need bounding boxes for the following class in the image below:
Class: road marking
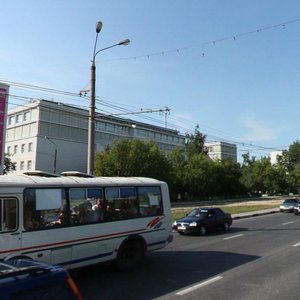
[223,234,243,240]
[293,242,300,247]
[176,276,223,296]
[282,221,294,226]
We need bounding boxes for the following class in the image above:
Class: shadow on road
[73,249,259,300]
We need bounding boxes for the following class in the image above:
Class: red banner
[0,85,8,174]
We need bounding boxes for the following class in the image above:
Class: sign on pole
[0,83,9,175]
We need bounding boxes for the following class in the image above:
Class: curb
[232,209,280,220]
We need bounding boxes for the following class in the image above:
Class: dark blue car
[0,259,83,300]
[173,207,232,235]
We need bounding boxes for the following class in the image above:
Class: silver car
[280,198,300,212]
[294,203,300,215]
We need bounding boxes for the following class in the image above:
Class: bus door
[0,198,21,258]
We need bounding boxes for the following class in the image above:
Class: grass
[172,204,279,221]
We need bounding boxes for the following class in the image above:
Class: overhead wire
[100,17,300,62]
[7,88,289,158]
[3,17,299,156]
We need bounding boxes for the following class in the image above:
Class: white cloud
[239,116,278,142]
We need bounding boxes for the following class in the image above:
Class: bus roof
[0,174,165,187]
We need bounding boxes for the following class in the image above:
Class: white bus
[0,172,173,270]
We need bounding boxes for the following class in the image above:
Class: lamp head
[118,39,130,46]
[95,21,103,33]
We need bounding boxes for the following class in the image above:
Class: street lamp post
[87,21,130,175]
[45,136,57,174]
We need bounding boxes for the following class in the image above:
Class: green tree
[95,139,170,182]
[4,153,16,174]
[241,152,256,167]
[184,154,215,198]
[279,141,300,172]
[167,148,187,200]
[286,163,300,194]
[241,153,261,193]
[241,154,286,195]
[185,125,207,157]
[214,158,244,196]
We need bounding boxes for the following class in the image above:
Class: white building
[5,99,185,174]
[270,150,283,165]
[205,141,237,163]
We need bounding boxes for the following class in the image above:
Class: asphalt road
[73,212,300,300]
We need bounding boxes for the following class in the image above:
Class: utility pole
[87,20,130,176]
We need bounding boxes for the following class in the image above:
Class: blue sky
[1,0,300,161]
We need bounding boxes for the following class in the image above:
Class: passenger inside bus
[55,208,68,225]
[92,199,104,221]
[24,210,40,230]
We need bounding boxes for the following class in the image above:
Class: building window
[7,146,11,154]
[27,160,32,170]
[23,111,31,122]
[16,114,22,124]
[28,143,33,152]
[14,145,18,154]
[106,124,115,133]
[8,116,15,126]
[21,144,25,153]
[20,161,25,171]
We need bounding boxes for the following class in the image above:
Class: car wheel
[223,222,230,231]
[199,226,206,236]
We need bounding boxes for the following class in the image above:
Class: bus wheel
[115,239,145,271]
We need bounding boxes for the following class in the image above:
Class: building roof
[8,99,182,136]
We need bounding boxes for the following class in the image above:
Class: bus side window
[105,188,120,220]
[24,189,66,230]
[24,189,39,230]
[137,187,163,216]
[120,187,138,219]
[2,198,17,231]
[69,188,103,225]
[105,187,139,220]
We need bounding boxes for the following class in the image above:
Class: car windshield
[186,209,207,218]
[283,199,296,204]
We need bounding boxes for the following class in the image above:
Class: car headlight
[190,222,197,227]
